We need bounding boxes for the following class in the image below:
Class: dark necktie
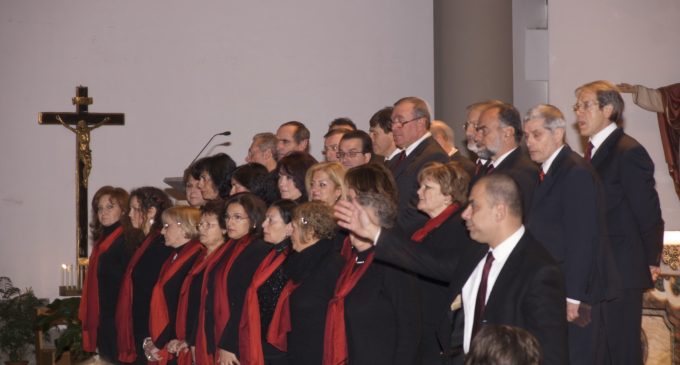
[391,150,406,172]
[584,142,594,162]
[485,163,495,175]
[472,251,494,340]
[539,170,545,182]
[474,160,484,176]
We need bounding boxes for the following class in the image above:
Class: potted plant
[36,297,94,364]
[0,276,43,365]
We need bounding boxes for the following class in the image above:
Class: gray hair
[523,104,566,132]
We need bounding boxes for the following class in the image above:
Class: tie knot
[485,251,495,264]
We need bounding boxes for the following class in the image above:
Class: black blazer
[490,147,540,216]
[344,257,422,365]
[377,231,568,365]
[527,145,619,303]
[388,136,449,236]
[590,128,664,289]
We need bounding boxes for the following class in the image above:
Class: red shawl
[194,240,234,365]
[410,203,460,243]
[213,235,253,345]
[148,240,203,365]
[323,252,375,365]
[79,225,124,352]
[266,280,300,351]
[238,248,288,365]
[116,230,161,363]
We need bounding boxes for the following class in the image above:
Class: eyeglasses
[197,221,220,230]
[162,222,182,229]
[463,120,478,130]
[337,151,364,159]
[572,100,600,112]
[225,214,249,223]
[323,144,339,155]
[390,116,422,128]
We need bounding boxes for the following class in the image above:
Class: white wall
[548,0,680,228]
[0,0,434,299]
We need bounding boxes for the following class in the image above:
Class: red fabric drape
[238,248,288,365]
[322,252,374,365]
[79,226,124,352]
[266,280,300,351]
[410,203,460,243]
[194,241,234,365]
[116,230,162,363]
[148,240,202,365]
[213,235,253,345]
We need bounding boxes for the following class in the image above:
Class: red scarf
[322,252,375,365]
[266,280,300,351]
[148,240,203,365]
[340,236,353,261]
[410,203,460,243]
[116,230,161,363]
[213,235,253,345]
[79,226,124,352]
[238,248,288,365]
[194,241,234,365]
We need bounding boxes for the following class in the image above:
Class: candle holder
[58,285,81,297]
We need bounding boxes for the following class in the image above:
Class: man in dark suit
[524,104,620,364]
[388,96,449,235]
[335,173,568,364]
[472,103,539,215]
[575,80,664,365]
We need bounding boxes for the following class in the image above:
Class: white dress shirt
[588,122,617,157]
[461,225,525,352]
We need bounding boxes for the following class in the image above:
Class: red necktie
[539,170,545,182]
[485,163,495,175]
[474,160,484,176]
[584,142,594,162]
[472,251,494,340]
[391,150,407,172]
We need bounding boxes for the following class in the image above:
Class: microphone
[190,131,231,165]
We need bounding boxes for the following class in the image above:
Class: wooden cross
[39,86,124,263]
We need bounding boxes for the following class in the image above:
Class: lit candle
[61,264,67,286]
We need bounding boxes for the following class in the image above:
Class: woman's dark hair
[191,153,237,199]
[226,192,267,238]
[269,199,298,224]
[232,162,274,202]
[90,186,143,252]
[345,163,399,228]
[200,198,228,232]
[277,151,318,201]
[129,186,172,232]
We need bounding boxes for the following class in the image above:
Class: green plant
[0,276,43,362]
[36,297,94,362]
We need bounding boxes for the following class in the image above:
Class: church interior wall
[0,0,434,299]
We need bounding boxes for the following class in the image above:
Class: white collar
[403,132,432,157]
[541,145,565,174]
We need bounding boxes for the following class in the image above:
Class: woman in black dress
[80,186,142,364]
[238,199,296,365]
[192,153,237,201]
[268,201,344,365]
[116,187,173,364]
[324,163,422,365]
[142,206,204,364]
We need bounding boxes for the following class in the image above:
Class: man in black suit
[388,96,449,235]
[523,104,620,364]
[335,173,568,364]
[575,80,664,365]
[472,103,539,216]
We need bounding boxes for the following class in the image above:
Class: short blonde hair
[161,206,201,241]
[304,162,347,202]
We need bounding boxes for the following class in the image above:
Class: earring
[149,218,155,225]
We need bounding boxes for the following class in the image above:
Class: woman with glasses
[80,186,143,364]
[142,206,204,364]
[192,153,237,201]
[323,163,421,365]
[237,199,297,365]
[268,201,344,365]
[116,187,174,364]
[170,200,230,365]
[206,193,270,365]
[276,151,318,203]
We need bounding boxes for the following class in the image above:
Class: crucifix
[39,86,124,290]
